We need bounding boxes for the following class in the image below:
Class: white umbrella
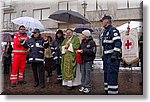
[11,16,45,30]
[117,21,142,32]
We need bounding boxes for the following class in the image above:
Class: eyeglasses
[19,29,25,30]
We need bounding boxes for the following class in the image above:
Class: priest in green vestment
[61,29,80,89]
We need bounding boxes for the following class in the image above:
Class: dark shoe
[18,81,24,84]
[67,86,72,90]
[23,81,27,84]
[11,83,16,87]
[33,83,39,87]
[40,85,45,88]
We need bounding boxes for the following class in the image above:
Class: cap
[32,28,40,33]
[82,30,91,37]
[100,15,112,22]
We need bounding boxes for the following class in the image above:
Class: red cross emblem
[125,40,132,49]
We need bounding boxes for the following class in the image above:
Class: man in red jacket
[10,25,29,87]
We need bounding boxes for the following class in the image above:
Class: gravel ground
[2,64,143,95]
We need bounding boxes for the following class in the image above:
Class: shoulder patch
[114,33,118,36]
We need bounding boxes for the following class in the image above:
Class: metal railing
[3,21,17,31]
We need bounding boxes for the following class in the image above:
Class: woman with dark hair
[51,30,64,84]
[44,35,54,82]
[3,41,13,74]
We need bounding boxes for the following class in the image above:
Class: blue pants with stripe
[103,55,120,94]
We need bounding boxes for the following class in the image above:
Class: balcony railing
[3,21,17,31]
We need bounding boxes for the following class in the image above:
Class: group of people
[4,15,124,95]
[8,24,97,94]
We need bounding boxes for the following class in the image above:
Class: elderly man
[101,15,122,95]
[61,29,80,90]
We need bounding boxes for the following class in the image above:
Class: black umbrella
[74,26,93,33]
[49,10,90,24]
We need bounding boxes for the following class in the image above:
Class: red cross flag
[121,28,139,65]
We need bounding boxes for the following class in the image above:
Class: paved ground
[2,64,143,95]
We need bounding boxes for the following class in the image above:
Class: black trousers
[55,64,62,81]
[31,62,45,85]
[4,64,10,74]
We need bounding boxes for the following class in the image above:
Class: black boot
[67,86,73,90]
[40,84,45,88]
[18,81,24,85]
[11,83,16,87]
[33,82,39,87]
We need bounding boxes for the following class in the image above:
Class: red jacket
[13,33,29,55]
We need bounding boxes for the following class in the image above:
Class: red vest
[13,33,29,55]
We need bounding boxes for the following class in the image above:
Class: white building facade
[0,0,143,57]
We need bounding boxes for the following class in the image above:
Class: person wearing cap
[100,15,122,94]
[78,30,96,93]
[20,28,49,88]
[10,25,29,87]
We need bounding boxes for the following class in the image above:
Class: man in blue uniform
[101,15,122,95]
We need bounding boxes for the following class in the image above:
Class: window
[3,12,16,29]
[4,13,10,22]
[58,1,68,10]
[97,0,108,10]
[33,8,50,20]
[86,0,96,11]
[129,0,142,8]
[58,1,78,11]
[117,0,142,9]
[21,10,27,17]
[69,1,78,11]
[4,0,12,6]
[42,8,50,20]
[3,12,16,22]
[33,9,41,20]
[10,12,16,20]
[117,0,128,9]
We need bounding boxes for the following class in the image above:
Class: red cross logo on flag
[125,39,133,49]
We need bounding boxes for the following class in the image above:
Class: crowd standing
[2,15,143,95]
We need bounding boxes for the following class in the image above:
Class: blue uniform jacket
[21,35,49,63]
[102,25,122,57]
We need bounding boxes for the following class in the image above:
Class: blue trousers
[103,55,120,94]
[81,61,92,89]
